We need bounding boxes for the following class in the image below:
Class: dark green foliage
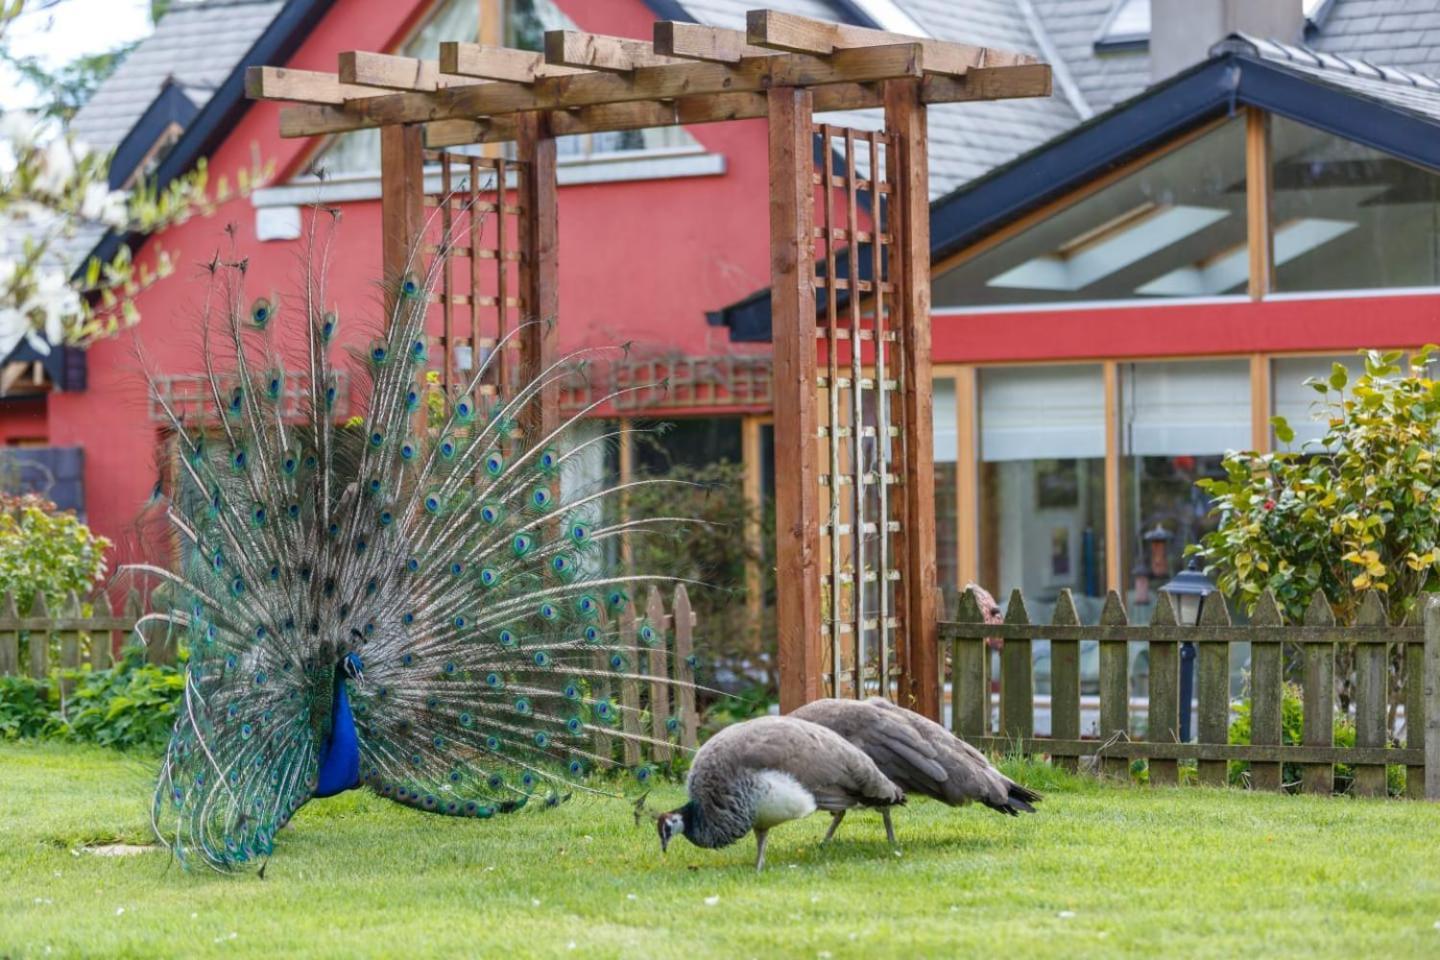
[0,651,182,750]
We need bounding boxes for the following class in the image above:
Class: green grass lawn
[2,742,1439,959]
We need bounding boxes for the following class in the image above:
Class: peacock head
[656,810,685,853]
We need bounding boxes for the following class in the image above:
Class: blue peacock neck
[314,655,362,798]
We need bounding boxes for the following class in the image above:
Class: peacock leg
[882,808,898,849]
[821,810,845,845]
[753,827,770,872]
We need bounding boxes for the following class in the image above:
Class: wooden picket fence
[939,586,1440,800]
[592,584,700,766]
[0,589,161,690]
[0,584,700,765]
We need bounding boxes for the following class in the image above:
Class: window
[1121,359,1249,624]
[978,365,1108,628]
[932,119,1247,309]
[312,0,696,177]
[1270,117,1440,294]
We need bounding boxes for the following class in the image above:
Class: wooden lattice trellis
[246,9,1052,720]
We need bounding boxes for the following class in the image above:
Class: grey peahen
[129,211,701,871]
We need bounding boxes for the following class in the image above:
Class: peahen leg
[821,810,845,845]
[882,808,898,848]
[754,828,770,872]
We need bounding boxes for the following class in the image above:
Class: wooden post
[1250,354,1271,453]
[1301,592,1336,794]
[1423,595,1440,800]
[768,86,823,713]
[1353,591,1389,797]
[1098,591,1130,778]
[1248,591,1285,791]
[1049,590,1082,773]
[885,77,938,720]
[953,587,989,738]
[999,590,1033,740]
[1245,107,1273,301]
[740,414,765,643]
[1103,361,1123,594]
[954,367,978,589]
[673,585,698,751]
[515,110,559,438]
[1147,592,1180,786]
[380,124,425,292]
[28,591,48,679]
[0,592,17,676]
[646,586,672,764]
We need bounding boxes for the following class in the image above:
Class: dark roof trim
[638,0,696,24]
[106,79,199,189]
[77,0,336,280]
[717,51,1440,342]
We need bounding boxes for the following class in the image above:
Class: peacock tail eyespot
[321,310,338,341]
[665,717,680,733]
[609,654,626,671]
[497,629,516,647]
[487,772,504,789]
[449,561,463,576]
[402,612,415,626]
[409,339,427,363]
[570,523,588,543]
[449,770,461,783]
[451,614,466,630]
[568,759,584,776]
[369,341,389,365]
[252,505,267,526]
[327,522,340,538]
[607,590,628,610]
[639,624,656,645]
[363,622,375,636]
[267,376,282,400]
[250,298,273,327]
[512,534,533,556]
[520,772,536,789]
[576,595,597,617]
[354,537,368,555]
[212,550,225,571]
[439,440,456,459]
[282,454,298,475]
[424,493,441,514]
[231,449,248,471]
[565,717,583,735]
[400,441,417,461]
[459,712,473,727]
[480,568,498,587]
[410,753,423,766]
[485,672,502,689]
[533,731,549,748]
[432,735,446,750]
[230,578,246,597]
[405,389,420,411]
[532,651,552,668]
[531,488,551,509]
[562,682,580,700]
[480,504,500,524]
[538,603,558,620]
[380,510,394,527]
[288,503,301,520]
[367,478,383,495]
[583,625,601,643]
[634,766,653,784]
[400,273,420,298]
[369,430,384,447]
[304,455,317,470]
[484,453,503,475]
[454,399,473,422]
[254,672,267,686]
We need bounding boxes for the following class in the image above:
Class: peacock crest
[130,208,701,871]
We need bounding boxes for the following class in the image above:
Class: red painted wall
[33,0,777,565]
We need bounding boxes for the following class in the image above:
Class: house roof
[714,31,1440,341]
[70,0,285,153]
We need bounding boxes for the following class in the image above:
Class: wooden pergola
[246,9,1051,721]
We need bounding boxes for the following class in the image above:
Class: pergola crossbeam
[746,10,1035,74]
[245,67,387,105]
[339,51,482,91]
[275,43,929,137]
[439,42,587,82]
[543,30,687,71]
[652,21,776,63]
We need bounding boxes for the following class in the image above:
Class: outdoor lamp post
[1160,555,1216,742]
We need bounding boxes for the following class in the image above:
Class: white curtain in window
[933,378,957,463]
[980,365,1104,462]
[1125,360,1250,456]
[1271,355,1366,448]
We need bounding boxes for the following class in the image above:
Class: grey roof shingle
[1309,0,1440,75]
[70,0,283,152]
[1032,0,1149,112]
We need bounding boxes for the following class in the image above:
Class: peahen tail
[131,207,706,871]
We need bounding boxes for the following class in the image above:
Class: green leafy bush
[0,492,111,614]
[1193,348,1440,626]
[0,651,181,751]
[1226,681,1402,795]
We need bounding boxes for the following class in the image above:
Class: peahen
[129,211,700,871]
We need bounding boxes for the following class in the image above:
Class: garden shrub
[0,492,111,613]
[0,650,181,751]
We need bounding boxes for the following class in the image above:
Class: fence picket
[1147,593,1180,786]
[1353,591,1389,797]
[1098,591,1129,778]
[999,589,1033,741]
[90,592,114,670]
[0,592,17,676]
[645,587,672,765]
[672,585,698,751]
[591,608,614,763]
[1424,596,1440,800]
[1248,591,1285,791]
[1049,590,1081,773]
[619,598,642,768]
[1301,592,1336,795]
[1196,592,1232,787]
[954,587,989,738]
[28,591,49,680]
[1403,607,1426,799]
[57,591,82,697]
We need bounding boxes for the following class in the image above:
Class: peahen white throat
[129,212,701,871]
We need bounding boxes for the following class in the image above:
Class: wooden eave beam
[439,42,586,82]
[543,30,686,71]
[274,43,927,137]
[244,66,386,105]
[747,9,1036,74]
[652,21,775,63]
[420,64,1050,147]
[339,51,483,91]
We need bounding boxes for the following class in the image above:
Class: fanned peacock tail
[130,209,703,871]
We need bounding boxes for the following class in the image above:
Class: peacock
[128,209,700,872]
